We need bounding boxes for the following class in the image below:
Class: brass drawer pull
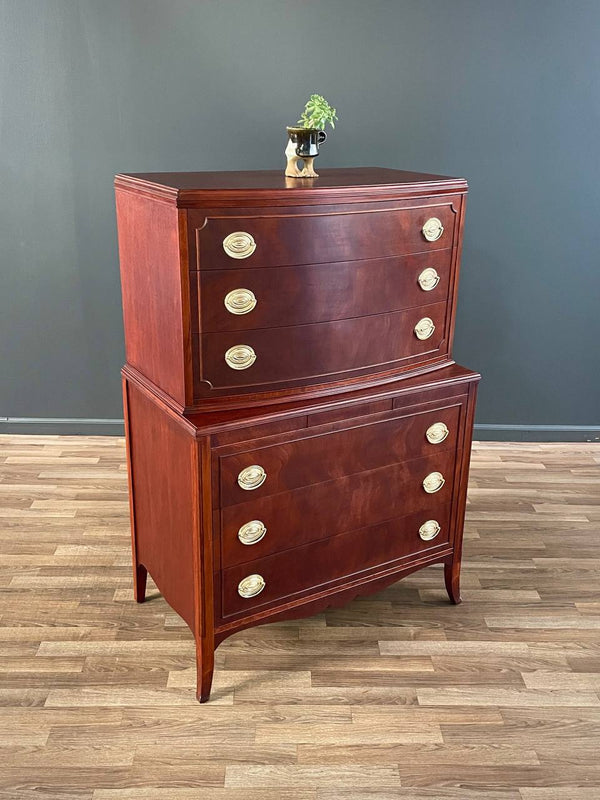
[225,344,256,370]
[223,231,256,259]
[417,267,440,291]
[419,519,441,541]
[238,520,267,545]
[422,217,444,242]
[238,573,266,598]
[224,288,257,315]
[426,422,450,444]
[237,464,267,491]
[423,471,445,494]
[414,317,435,340]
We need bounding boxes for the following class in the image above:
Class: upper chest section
[115,169,467,411]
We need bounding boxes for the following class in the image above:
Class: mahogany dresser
[115,168,479,702]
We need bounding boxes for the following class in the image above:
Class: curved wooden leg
[196,636,215,703]
[133,563,147,603]
[444,556,462,605]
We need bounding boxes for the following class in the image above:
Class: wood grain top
[114,167,468,207]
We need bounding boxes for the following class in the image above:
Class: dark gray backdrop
[1,0,599,439]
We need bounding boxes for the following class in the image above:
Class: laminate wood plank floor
[0,434,599,799]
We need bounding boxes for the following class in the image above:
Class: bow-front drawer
[196,302,448,394]
[218,402,462,507]
[197,250,452,333]
[194,201,458,270]
[218,502,454,618]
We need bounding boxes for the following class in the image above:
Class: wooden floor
[0,436,599,799]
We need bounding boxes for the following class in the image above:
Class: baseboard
[1,417,599,442]
[0,418,125,436]
[474,424,600,443]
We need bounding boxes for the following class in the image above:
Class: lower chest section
[210,384,475,625]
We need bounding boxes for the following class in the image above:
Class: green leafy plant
[297,94,338,130]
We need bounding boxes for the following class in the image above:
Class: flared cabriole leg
[196,637,215,703]
[133,563,147,603]
[444,556,462,605]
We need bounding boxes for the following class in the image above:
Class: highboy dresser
[115,168,479,702]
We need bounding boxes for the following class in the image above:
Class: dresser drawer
[197,302,448,393]
[197,250,452,333]
[220,504,453,617]
[219,402,461,506]
[220,448,458,569]
[196,202,458,270]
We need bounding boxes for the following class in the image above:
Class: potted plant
[285,94,338,178]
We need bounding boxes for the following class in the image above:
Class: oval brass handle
[237,464,267,491]
[237,573,266,598]
[225,344,256,370]
[422,471,446,494]
[414,317,435,341]
[417,267,440,291]
[238,519,267,545]
[224,288,257,315]
[422,217,444,242]
[419,519,441,541]
[426,422,450,444]
[223,231,256,259]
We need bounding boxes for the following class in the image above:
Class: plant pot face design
[286,127,327,158]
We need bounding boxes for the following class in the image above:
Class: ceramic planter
[285,126,327,178]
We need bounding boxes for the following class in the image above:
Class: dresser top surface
[114,167,467,207]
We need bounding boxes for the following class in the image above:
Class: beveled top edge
[182,363,481,434]
[114,167,468,207]
[121,362,480,440]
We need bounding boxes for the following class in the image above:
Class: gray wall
[1,0,599,438]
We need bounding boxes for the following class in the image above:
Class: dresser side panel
[452,379,479,554]
[125,379,197,630]
[116,190,190,406]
